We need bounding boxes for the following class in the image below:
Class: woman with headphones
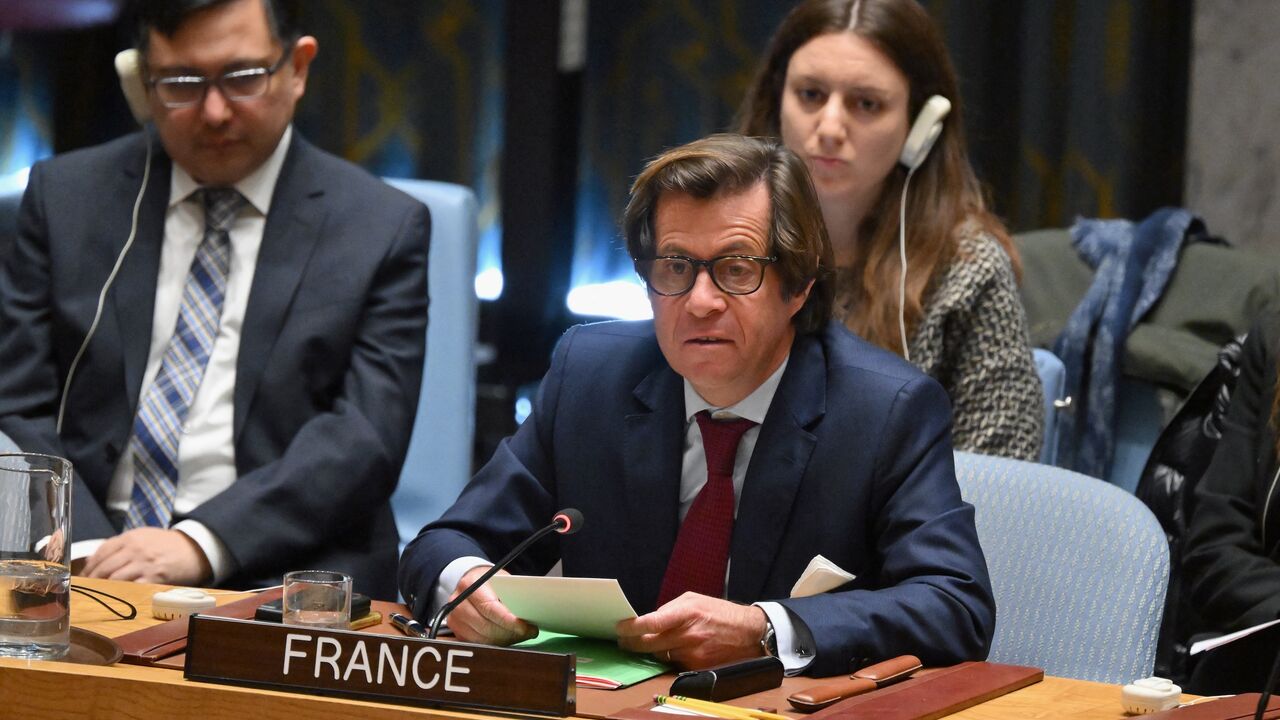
[738,0,1042,460]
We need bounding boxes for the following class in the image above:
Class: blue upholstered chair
[954,451,1168,683]
[1032,348,1067,466]
[0,184,21,265]
[384,179,480,551]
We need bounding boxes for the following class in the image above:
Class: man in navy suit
[0,0,428,598]
[398,135,993,676]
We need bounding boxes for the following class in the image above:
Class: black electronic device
[670,656,784,702]
[254,592,372,624]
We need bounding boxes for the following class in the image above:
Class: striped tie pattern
[125,188,244,529]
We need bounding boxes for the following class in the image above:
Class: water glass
[0,453,73,660]
[282,570,352,630]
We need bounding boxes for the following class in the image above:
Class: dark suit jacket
[398,320,995,676]
[1184,312,1280,633]
[0,130,429,598]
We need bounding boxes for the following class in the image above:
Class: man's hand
[616,592,767,669]
[444,565,538,645]
[81,528,212,586]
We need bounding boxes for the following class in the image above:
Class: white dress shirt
[104,126,294,583]
[435,353,815,672]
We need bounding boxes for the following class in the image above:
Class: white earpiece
[899,95,951,170]
[115,49,151,124]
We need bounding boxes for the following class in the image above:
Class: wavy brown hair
[735,0,1018,356]
[624,134,835,335]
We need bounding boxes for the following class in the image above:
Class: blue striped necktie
[125,187,244,529]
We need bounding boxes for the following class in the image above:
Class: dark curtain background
[294,0,506,297]
[568,0,1193,309]
[0,0,1193,425]
[0,1,506,293]
[0,36,53,183]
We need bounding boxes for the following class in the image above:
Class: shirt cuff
[433,556,492,616]
[173,519,232,585]
[756,601,816,675]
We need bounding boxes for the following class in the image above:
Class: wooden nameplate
[184,615,576,716]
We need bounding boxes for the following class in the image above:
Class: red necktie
[656,411,757,608]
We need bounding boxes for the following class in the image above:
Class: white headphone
[895,95,951,362]
[115,49,152,123]
[899,95,951,171]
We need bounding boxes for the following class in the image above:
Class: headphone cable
[897,163,919,363]
[56,133,152,435]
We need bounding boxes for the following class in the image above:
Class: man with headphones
[0,0,429,598]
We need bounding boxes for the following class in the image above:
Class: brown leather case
[1144,694,1280,719]
[788,655,923,711]
[806,661,1042,720]
[114,588,282,666]
[788,677,877,711]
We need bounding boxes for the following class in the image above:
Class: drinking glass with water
[282,570,352,630]
[0,453,73,660]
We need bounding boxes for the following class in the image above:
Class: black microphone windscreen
[553,508,584,535]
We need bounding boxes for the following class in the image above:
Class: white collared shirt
[676,357,787,523]
[104,126,294,583]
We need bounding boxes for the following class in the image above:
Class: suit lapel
[622,362,686,612]
[728,333,825,602]
[233,136,325,442]
[113,138,171,411]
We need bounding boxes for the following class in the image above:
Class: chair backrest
[954,451,1168,684]
[1032,348,1067,466]
[1108,377,1165,493]
[0,185,22,265]
[384,178,479,551]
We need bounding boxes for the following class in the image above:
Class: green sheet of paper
[517,630,669,689]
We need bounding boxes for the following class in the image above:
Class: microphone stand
[427,515,573,639]
[1255,648,1280,720]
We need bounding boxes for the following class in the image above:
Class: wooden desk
[0,578,1177,719]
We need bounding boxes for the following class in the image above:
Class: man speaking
[399,134,993,676]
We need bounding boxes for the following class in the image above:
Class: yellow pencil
[672,695,791,720]
[658,694,791,720]
[655,695,756,720]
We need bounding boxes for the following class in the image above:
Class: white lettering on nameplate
[280,633,473,694]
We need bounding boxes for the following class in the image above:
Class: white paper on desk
[789,554,856,598]
[69,538,106,561]
[1189,618,1280,655]
[487,575,638,640]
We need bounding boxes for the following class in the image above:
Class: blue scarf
[1053,208,1205,480]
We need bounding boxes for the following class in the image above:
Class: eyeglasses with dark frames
[637,254,778,296]
[149,44,294,109]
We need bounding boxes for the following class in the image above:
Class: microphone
[427,508,584,639]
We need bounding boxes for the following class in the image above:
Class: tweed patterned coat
[839,224,1044,460]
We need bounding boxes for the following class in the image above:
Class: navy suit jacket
[399,320,995,675]
[0,130,429,598]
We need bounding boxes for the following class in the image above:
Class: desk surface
[0,578,1182,719]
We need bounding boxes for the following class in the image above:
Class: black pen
[389,612,428,638]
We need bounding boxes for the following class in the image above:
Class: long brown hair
[735,0,1019,356]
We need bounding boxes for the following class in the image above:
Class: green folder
[517,631,669,689]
